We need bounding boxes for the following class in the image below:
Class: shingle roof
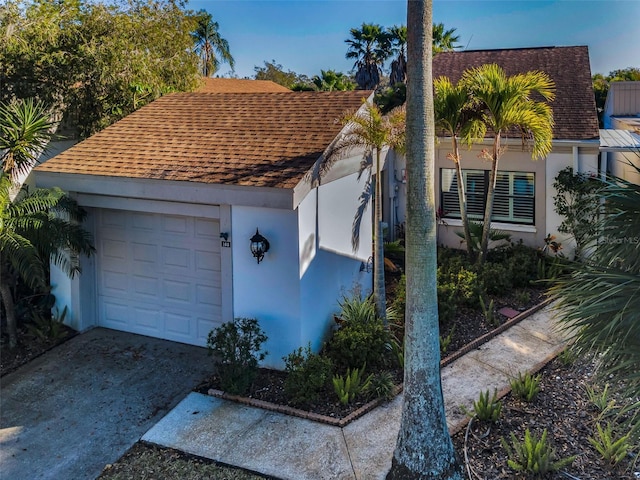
[433,46,599,140]
[36,92,369,188]
[196,78,292,93]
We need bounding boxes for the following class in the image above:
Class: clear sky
[188,0,640,80]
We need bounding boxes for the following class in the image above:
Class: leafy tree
[433,77,484,260]
[387,2,463,478]
[345,23,391,90]
[432,22,461,54]
[592,67,640,127]
[191,9,234,77]
[321,104,405,324]
[1,0,202,138]
[311,70,355,91]
[253,60,310,89]
[551,162,640,439]
[388,25,407,86]
[0,99,94,348]
[461,64,555,264]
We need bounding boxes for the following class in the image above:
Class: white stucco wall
[297,171,373,354]
[231,205,300,368]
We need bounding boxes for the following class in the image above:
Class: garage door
[96,209,222,346]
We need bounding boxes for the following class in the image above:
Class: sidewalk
[142,304,568,480]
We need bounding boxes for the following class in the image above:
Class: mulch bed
[454,355,639,479]
[195,285,547,423]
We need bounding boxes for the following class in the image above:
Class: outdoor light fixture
[250,228,270,264]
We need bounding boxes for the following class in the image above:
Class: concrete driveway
[0,328,212,480]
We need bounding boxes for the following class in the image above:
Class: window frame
[440,168,536,226]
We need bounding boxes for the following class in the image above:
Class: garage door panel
[102,270,129,293]
[195,218,219,238]
[96,209,223,346]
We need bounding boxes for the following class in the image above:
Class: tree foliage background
[0,0,202,139]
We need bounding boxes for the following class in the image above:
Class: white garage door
[96,209,222,346]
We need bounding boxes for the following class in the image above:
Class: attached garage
[95,209,222,346]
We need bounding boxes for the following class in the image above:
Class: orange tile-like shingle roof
[196,78,292,93]
[433,46,599,140]
[37,92,370,189]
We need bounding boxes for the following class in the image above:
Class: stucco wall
[385,143,599,254]
[231,205,300,368]
[298,172,373,354]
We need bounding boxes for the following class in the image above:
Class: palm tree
[0,99,94,348]
[0,98,53,183]
[387,2,463,478]
[388,25,407,86]
[433,76,484,260]
[432,22,461,54]
[461,64,554,264]
[191,10,234,77]
[551,163,640,438]
[311,70,355,92]
[321,103,405,324]
[345,23,391,90]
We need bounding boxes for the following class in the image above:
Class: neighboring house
[34,90,373,368]
[385,46,600,254]
[600,81,640,184]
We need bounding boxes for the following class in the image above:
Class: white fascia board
[33,172,294,210]
[293,91,377,209]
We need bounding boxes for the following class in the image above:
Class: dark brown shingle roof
[37,92,370,188]
[433,46,599,140]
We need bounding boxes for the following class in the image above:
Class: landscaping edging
[207,297,554,427]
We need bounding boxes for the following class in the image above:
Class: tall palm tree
[387,2,463,478]
[433,76,484,260]
[345,23,391,90]
[191,10,234,77]
[321,103,405,324]
[432,22,461,54]
[0,99,94,348]
[388,25,407,86]
[461,64,554,264]
[551,163,640,438]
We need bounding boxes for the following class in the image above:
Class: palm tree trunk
[387,1,462,478]
[374,149,387,325]
[453,138,474,260]
[0,269,18,349]
[479,136,501,264]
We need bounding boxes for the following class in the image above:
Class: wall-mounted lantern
[250,228,270,264]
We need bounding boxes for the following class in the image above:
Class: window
[441,169,535,225]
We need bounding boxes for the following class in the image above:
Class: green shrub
[207,318,268,395]
[479,295,499,327]
[283,344,333,406]
[332,365,373,405]
[439,326,455,355]
[26,306,68,342]
[466,389,502,422]
[324,295,390,372]
[502,428,575,477]
[478,262,511,295]
[365,371,395,402]
[510,371,541,402]
[588,422,632,466]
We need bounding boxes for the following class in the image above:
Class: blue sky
[188,0,640,79]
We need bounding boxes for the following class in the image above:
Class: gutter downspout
[572,146,579,172]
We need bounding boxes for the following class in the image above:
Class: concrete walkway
[0,328,211,480]
[143,304,568,480]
